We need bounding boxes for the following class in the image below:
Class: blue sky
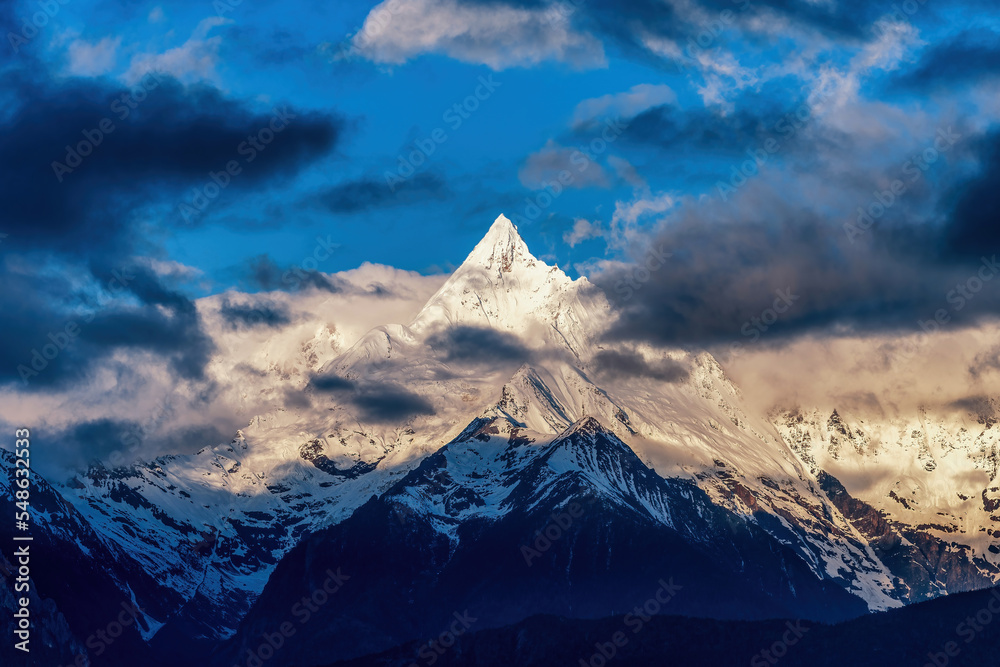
[4,0,1000,394]
[3,0,883,280]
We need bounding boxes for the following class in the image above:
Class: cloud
[0,263,214,388]
[427,325,531,364]
[349,0,605,70]
[417,0,891,75]
[243,255,350,293]
[617,101,788,155]
[0,74,343,255]
[60,418,142,468]
[309,373,435,421]
[941,132,1000,259]
[309,373,356,392]
[969,344,1000,379]
[124,17,230,84]
[891,29,1000,90]
[49,417,231,471]
[720,326,1000,416]
[563,218,604,247]
[606,191,675,249]
[218,298,291,330]
[590,349,689,383]
[571,84,676,128]
[282,387,313,410]
[607,155,647,190]
[519,139,610,189]
[591,177,1000,348]
[0,56,344,390]
[352,384,436,421]
[65,36,121,77]
[314,172,449,213]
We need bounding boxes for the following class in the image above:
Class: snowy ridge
[40,213,1000,643]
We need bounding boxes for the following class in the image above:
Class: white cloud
[518,139,610,190]
[641,33,757,110]
[138,257,204,281]
[563,218,603,247]
[148,6,165,23]
[348,0,605,70]
[571,84,676,128]
[607,191,676,249]
[124,17,230,85]
[0,263,448,474]
[813,20,924,113]
[66,36,121,77]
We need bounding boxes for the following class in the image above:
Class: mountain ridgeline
[2,215,999,666]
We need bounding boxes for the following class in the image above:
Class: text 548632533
[12,428,32,653]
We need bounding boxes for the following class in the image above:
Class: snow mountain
[5,214,1000,665]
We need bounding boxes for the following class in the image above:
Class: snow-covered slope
[772,405,1000,599]
[38,213,999,648]
[220,413,871,665]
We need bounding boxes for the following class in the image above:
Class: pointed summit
[408,213,588,336]
[463,213,535,274]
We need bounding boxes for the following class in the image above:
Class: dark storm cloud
[309,373,356,392]
[0,72,344,255]
[244,254,346,293]
[80,263,214,382]
[427,326,531,364]
[351,385,435,422]
[219,298,291,329]
[48,418,231,470]
[0,263,215,388]
[616,103,788,155]
[891,29,1000,91]
[0,271,90,388]
[308,372,435,421]
[64,419,141,465]
[594,183,1000,347]
[941,133,1000,260]
[0,53,347,387]
[590,349,689,383]
[315,172,450,213]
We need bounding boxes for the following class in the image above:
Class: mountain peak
[463,213,534,274]
[408,212,598,343]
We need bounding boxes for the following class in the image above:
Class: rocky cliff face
[774,408,1000,600]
